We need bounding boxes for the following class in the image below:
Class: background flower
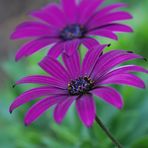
[10,45,147,127]
[11,0,133,61]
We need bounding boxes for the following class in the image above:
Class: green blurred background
[0,0,148,148]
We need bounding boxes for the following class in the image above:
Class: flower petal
[91,50,144,80]
[54,96,75,124]
[88,29,118,40]
[64,39,80,56]
[81,44,108,76]
[88,11,133,29]
[99,23,133,32]
[76,94,96,127]
[78,0,104,24]
[86,2,128,28]
[39,56,70,82]
[98,73,146,89]
[98,2,128,16]
[61,0,78,23]
[15,38,57,61]
[102,65,148,77]
[92,86,123,109]
[47,42,64,59]
[62,50,81,79]
[16,75,67,89]
[24,96,64,126]
[82,37,100,50]
[30,3,66,28]
[9,86,66,113]
[11,21,58,39]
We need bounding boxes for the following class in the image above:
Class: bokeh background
[0,0,148,148]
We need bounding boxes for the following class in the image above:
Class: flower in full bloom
[11,0,133,61]
[9,45,147,127]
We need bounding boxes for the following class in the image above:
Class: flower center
[60,24,86,40]
[68,76,94,96]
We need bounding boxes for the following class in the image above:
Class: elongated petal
[62,50,81,79]
[81,44,108,76]
[88,29,118,40]
[11,21,58,39]
[78,0,104,24]
[25,96,64,126]
[15,38,57,61]
[86,2,128,28]
[98,3,128,16]
[16,75,67,88]
[54,96,75,124]
[47,42,64,59]
[92,86,123,109]
[88,11,132,29]
[76,94,96,127]
[82,37,100,50]
[98,73,146,89]
[61,0,78,23]
[30,3,66,28]
[64,39,80,56]
[39,56,70,82]
[9,86,66,113]
[92,51,144,79]
[102,65,148,77]
[99,23,133,32]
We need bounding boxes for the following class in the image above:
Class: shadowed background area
[0,0,148,148]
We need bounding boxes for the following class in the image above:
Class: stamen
[60,24,86,41]
[68,76,94,96]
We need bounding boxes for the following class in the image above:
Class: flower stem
[95,115,123,148]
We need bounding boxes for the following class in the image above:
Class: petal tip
[12,84,16,88]
[9,107,13,114]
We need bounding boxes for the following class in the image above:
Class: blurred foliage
[0,0,148,148]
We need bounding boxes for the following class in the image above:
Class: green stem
[95,115,123,148]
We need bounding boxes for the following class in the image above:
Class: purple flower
[11,0,133,61]
[9,45,147,127]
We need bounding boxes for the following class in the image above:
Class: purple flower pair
[10,0,147,127]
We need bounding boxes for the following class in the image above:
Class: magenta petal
[86,3,129,30]
[88,11,133,29]
[101,23,133,32]
[11,21,58,39]
[15,38,57,61]
[78,0,104,24]
[9,86,66,113]
[64,39,80,56]
[88,29,118,40]
[62,50,81,79]
[47,42,64,59]
[98,2,128,15]
[54,96,75,124]
[92,50,143,79]
[76,94,96,127]
[92,86,123,109]
[81,44,108,76]
[16,75,67,88]
[24,96,63,126]
[102,65,148,77]
[39,56,70,82]
[61,0,77,23]
[82,37,100,50]
[30,3,66,28]
[98,73,146,89]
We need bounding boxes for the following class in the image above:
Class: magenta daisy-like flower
[11,0,133,61]
[9,45,147,127]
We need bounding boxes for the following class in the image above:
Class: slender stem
[95,115,123,148]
